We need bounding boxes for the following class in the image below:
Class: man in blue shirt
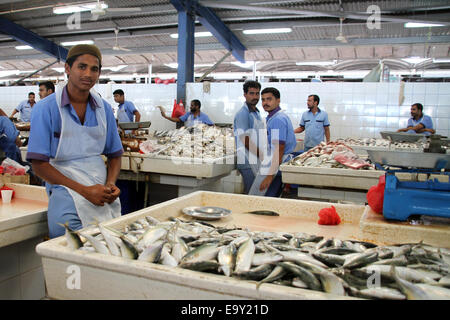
[249,87,296,197]
[0,113,24,165]
[398,103,435,136]
[10,92,36,122]
[113,89,141,123]
[27,44,124,238]
[160,99,213,127]
[38,81,55,100]
[233,80,264,194]
[294,94,330,151]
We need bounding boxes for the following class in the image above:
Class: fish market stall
[119,124,237,201]
[0,183,49,299]
[281,141,385,203]
[36,191,450,300]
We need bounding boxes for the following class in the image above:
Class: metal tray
[182,206,232,220]
[367,150,450,169]
[380,131,425,143]
[119,121,152,130]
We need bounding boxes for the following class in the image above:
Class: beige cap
[66,44,102,64]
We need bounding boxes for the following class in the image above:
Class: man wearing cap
[27,44,124,238]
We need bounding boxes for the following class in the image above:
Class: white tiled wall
[1,82,449,138]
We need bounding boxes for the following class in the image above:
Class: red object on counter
[367,175,386,214]
[0,186,15,199]
[0,166,3,174]
[318,205,341,225]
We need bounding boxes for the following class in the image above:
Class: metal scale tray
[367,150,450,170]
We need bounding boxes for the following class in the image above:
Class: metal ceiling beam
[192,2,246,63]
[170,0,195,105]
[0,16,67,61]
[199,1,450,26]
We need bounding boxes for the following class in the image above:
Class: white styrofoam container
[280,164,384,190]
[36,191,366,300]
[127,153,236,178]
[359,206,450,248]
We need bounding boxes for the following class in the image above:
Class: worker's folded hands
[83,184,120,206]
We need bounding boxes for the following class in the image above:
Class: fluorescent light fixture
[170,32,213,39]
[231,61,255,69]
[61,40,94,46]
[401,57,429,64]
[243,28,292,35]
[52,68,65,73]
[433,58,450,63]
[296,60,337,66]
[404,22,444,28]
[15,45,33,50]
[0,70,20,77]
[164,63,214,69]
[103,65,128,72]
[53,2,108,15]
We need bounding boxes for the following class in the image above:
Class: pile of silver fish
[62,218,450,300]
[289,141,375,170]
[139,124,235,159]
[337,137,425,151]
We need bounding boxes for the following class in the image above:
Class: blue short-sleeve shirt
[0,116,20,156]
[15,100,34,122]
[407,114,434,136]
[300,108,330,151]
[118,100,138,122]
[27,87,124,162]
[233,103,263,169]
[179,111,214,126]
[266,107,296,157]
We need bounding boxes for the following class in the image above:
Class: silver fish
[291,277,309,289]
[343,251,378,269]
[251,253,283,267]
[370,255,408,267]
[138,241,164,263]
[97,223,121,257]
[160,243,178,267]
[58,223,83,250]
[180,243,220,265]
[234,238,255,274]
[357,287,406,300]
[80,232,110,255]
[391,267,432,300]
[362,265,438,284]
[278,262,322,291]
[218,244,236,277]
[256,265,286,289]
[316,271,346,296]
[233,264,273,280]
[415,284,450,300]
[139,226,167,248]
[170,236,189,263]
[119,236,138,260]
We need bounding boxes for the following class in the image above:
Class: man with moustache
[233,80,264,194]
[294,94,330,151]
[10,92,36,122]
[397,103,435,136]
[26,44,123,238]
[249,87,296,197]
[160,99,213,127]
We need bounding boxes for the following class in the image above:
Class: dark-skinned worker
[26,44,124,238]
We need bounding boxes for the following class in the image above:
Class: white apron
[248,110,292,196]
[50,87,121,227]
[117,104,132,134]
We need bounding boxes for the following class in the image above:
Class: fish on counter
[336,137,426,151]
[139,123,235,159]
[288,141,375,170]
[65,216,450,300]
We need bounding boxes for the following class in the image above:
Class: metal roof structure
[0,0,449,81]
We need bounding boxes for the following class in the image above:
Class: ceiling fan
[335,17,348,43]
[111,28,132,52]
[90,0,142,21]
